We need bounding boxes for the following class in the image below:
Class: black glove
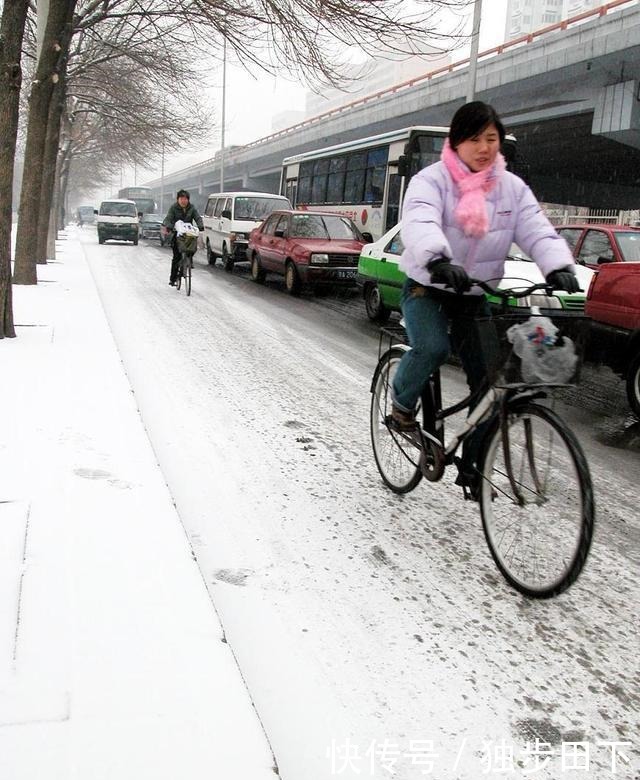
[428,258,472,294]
[546,266,580,293]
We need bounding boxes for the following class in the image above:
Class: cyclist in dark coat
[163,189,204,285]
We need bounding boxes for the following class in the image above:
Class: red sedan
[247,210,372,295]
[556,223,640,269]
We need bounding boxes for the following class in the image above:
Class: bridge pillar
[592,81,640,150]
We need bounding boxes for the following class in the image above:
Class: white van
[202,191,291,271]
[96,199,139,245]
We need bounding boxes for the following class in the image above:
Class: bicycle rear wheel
[479,402,594,598]
[370,347,422,493]
[175,264,182,291]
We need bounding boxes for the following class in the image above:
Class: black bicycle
[175,232,198,296]
[370,280,595,599]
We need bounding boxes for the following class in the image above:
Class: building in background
[504,0,600,40]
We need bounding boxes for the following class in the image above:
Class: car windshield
[290,214,360,239]
[614,232,640,262]
[142,214,162,223]
[100,202,136,217]
[234,197,290,220]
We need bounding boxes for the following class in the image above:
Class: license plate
[335,269,357,279]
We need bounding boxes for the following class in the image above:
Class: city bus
[280,126,518,241]
[117,186,156,217]
[280,127,448,241]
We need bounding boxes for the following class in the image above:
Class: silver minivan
[202,191,291,271]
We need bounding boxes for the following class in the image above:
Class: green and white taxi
[357,223,593,323]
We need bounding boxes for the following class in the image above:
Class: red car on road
[556,224,640,269]
[247,210,372,295]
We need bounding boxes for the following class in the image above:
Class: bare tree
[0,0,30,338]
[14,0,469,287]
[13,0,77,285]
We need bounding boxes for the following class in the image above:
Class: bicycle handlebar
[470,279,558,299]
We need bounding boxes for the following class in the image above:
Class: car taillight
[586,273,597,299]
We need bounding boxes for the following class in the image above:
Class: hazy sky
[150,0,508,179]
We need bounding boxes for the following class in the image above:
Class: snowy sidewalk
[0,232,276,779]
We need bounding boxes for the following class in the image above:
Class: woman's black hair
[177,188,190,199]
[448,101,506,148]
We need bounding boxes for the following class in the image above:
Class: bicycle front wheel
[479,402,594,598]
[370,347,422,494]
[185,255,192,296]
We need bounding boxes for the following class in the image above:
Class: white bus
[280,126,518,241]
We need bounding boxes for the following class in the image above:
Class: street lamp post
[219,35,226,193]
[466,0,483,102]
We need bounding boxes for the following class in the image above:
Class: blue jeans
[392,279,492,412]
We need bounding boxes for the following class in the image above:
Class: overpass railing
[243,0,636,151]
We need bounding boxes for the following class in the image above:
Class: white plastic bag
[506,316,578,384]
[174,220,199,237]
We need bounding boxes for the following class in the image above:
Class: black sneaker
[169,280,176,286]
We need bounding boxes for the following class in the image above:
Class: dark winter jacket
[163,202,203,231]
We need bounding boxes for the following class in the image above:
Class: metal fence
[542,205,640,226]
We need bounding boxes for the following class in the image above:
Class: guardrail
[242,0,636,150]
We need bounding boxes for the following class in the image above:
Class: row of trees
[0,0,468,338]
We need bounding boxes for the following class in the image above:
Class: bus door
[384,164,403,234]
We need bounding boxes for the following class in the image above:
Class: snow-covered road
[82,232,639,780]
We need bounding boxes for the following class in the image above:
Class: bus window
[326,157,346,204]
[405,134,445,179]
[344,152,367,203]
[311,158,329,203]
[364,147,388,203]
[385,169,402,231]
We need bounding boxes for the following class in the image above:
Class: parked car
[247,210,373,295]
[585,261,640,417]
[139,213,165,243]
[357,223,593,322]
[556,224,640,269]
[95,199,139,245]
[202,191,291,272]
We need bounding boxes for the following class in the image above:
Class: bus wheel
[365,283,391,323]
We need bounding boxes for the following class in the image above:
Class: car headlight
[310,253,329,265]
[230,232,247,242]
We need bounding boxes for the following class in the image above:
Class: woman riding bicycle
[391,101,579,494]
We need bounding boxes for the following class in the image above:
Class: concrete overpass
[146,0,640,211]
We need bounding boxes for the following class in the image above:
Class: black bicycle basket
[477,313,589,387]
[176,232,198,254]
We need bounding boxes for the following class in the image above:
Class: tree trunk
[13,0,77,285]
[37,77,68,264]
[0,0,30,337]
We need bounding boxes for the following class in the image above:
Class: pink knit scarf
[441,139,506,238]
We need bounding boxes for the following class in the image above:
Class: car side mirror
[137,211,143,218]
[397,154,409,178]
[274,229,285,238]
[93,209,98,215]
[596,255,614,265]
[221,209,231,219]
[361,232,373,244]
